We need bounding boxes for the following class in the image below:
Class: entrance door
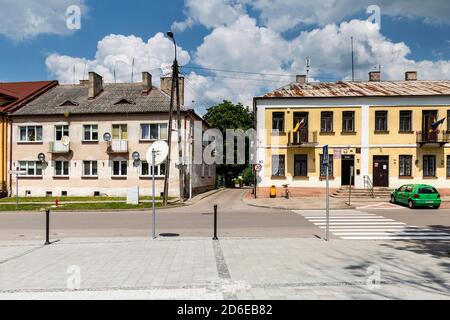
[373,156,389,187]
[341,155,355,186]
[422,110,438,141]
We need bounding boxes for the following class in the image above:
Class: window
[271,155,285,177]
[448,110,450,132]
[112,160,128,176]
[320,154,334,177]
[399,155,412,177]
[423,155,436,177]
[141,123,168,140]
[375,111,388,132]
[54,161,69,176]
[112,124,127,140]
[19,126,42,142]
[83,161,98,177]
[272,112,285,132]
[83,125,99,141]
[141,161,166,177]
[55,125,69,141]
[399,111,412,132]
[294,155,308,177]
[342,111,355,133]
[18,161,43,176]
[447,155,450,177]
[321,112,333,133]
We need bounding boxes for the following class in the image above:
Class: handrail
[363,175,375,198]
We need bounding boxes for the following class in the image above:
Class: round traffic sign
[146,140,169,166]
[253,164,262,172]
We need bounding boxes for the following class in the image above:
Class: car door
[404,185,414,203]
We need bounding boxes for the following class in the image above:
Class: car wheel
[391,195,396,204]
[433,205,440,209]
[408,200,415,209]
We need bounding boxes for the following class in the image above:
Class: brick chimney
[296,75,307,85]
[142,72,152,93]
[160,76,185,106]
[369,71,381,82]
[405,71,418,81]
[88,72,103,99]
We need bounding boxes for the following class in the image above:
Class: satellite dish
[146,141,169,166]
[132,151,140,161]
[103,132,112,142]
[38,153,46,162]
[61,136,70,146]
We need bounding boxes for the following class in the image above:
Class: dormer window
[59,100,79,107]
[114,98,135,105]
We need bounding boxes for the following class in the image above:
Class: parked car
[391,184,441,209]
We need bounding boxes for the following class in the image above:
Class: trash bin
[270,186,277,198]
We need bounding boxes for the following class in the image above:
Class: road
[0,188,449,241]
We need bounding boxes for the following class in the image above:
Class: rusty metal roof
[262,80,450,99]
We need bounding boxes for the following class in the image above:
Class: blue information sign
[322,145,329,166]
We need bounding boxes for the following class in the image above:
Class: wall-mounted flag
[430,117,446,132]
[293,118,306,133]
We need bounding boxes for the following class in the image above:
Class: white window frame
[140,123,168,141]
[18,161,43,177]
[112,160,128,177]
[54,161,70,177]
[18,126,43,142]
[83,161,98,177]
[112,124,127,140]
[83,125,99,142]
[140,161,166,177]
[55,125,69,141]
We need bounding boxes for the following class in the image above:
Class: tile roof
[261,80,450,99]
[0,81,57,112]
[12,83,178,116]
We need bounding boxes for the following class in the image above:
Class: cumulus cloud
[46,33,190,84]
[0,0,87,41]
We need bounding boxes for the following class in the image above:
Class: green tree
[203,101,253,187]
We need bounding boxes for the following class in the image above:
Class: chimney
[142,72,152,93]
[88,72,103,99]
[405,71,418,81]
[160,76,185,106]
[296,75,307,85]
[369,71,381,82]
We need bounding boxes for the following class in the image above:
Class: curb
[184,188,225,206]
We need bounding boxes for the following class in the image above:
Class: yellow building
[254,72,450,197]
[0,81,57,196]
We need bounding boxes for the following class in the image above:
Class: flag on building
[430,117,446,132]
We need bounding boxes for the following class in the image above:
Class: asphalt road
[0,188,449,241]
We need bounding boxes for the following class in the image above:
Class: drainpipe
[8,114,13,197]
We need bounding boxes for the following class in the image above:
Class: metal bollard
[213,204,218,241]
[45,209,50,245]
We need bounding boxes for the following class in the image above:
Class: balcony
[288,130,318,147]
[417,131,450,147]
[49,141,70,154]
[107,140,129,154]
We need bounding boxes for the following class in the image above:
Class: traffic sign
[146,140,169,166]
[253,164,262,172]
[322,145,329,166]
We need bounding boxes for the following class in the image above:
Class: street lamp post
[163,31,184,205]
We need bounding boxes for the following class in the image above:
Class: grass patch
[0,196,166,203]
[0,202,164,212]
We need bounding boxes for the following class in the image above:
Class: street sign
[322,145,329,166]
[146,141,169,166]
[9,170,26,175]
[253,164,262,172]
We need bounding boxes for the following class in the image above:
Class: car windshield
[418,187,438,194]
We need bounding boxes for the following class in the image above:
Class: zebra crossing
[294,210,450,240]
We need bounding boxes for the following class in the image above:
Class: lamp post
[163,31,184,205]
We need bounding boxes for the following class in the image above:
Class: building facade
[9,72,215,198]
[255,72,450,197]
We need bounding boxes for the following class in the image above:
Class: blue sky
[1,0,450,112]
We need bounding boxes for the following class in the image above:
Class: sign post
[322,146,330,241]
[9,170,26,209]
[152,149,157,239]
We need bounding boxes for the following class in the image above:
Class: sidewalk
[0,237,449,300]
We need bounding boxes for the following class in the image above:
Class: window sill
[82,140,99,144]
[398,131,414,134]
[139,139,168,143]
[53,176,70,179]
[112,176,127,180]
[293,176,309,180]
[139,176,164,180]
[320,132,335,136]
[423,176,438,179]
[271,175,286,179]
[320,176,335,181]
[18,176,43,179]
[399,176,414,179]
[271,131,286,135]
[341,131,356,135]
[82,176,99,179]
[374,131,390,134]
[17,141,43,145]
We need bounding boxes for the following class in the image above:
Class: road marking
[341,236,450,240]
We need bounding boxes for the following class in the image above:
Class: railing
[363,175,375,198]
[417,130,450,146]
[288,130,318,146]
[107,140,128,153]
[49,141,70,154]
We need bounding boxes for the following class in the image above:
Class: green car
[391,184,441,209]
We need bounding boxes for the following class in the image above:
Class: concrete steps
[331,187,393,199]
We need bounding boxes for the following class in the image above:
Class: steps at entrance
[331,187,393,199]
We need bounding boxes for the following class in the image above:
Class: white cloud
[46,33,190,85]
[0,0,87,41]
[172,0,244,31]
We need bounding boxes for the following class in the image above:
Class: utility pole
[351,37,355,82]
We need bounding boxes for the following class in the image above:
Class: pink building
[9,72,215,198]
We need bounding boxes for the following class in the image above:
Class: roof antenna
[131,57,135,83]
[83,62,87,81]
[114,69,116,83]
[73,65,76,84]
[351,37,355,82]
[306,57,311,83]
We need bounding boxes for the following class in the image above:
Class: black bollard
[213,204,218,241]
[45,209,50,245]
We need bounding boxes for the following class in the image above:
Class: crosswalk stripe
[341,236,450,240]
[313,222,406,225]
[309,219,395,222]
[334,232,450,236]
